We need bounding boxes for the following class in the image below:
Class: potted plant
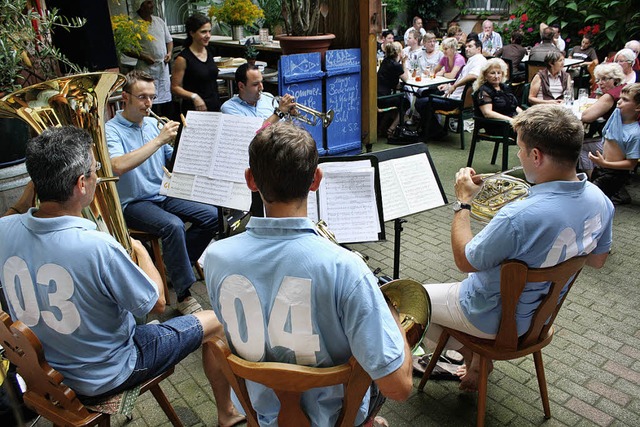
[277,0,335,55]
[244,40,259,65]
[209,0,264,41]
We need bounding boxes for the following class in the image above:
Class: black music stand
[368,144,447,279]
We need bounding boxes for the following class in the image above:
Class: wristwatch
[452,200,472,212]
[273,107,286,119]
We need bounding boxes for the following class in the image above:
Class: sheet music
[379,153,446,221]
[318,168,379,243]
[167,112,262,211]
[307,191,319,223]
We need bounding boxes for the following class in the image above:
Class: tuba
[315,221,431,350]
[0,72,133,256]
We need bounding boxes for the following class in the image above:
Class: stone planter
[276,33,335,57]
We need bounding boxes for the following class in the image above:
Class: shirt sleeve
[105,120,125,158]
[466,213,519,271]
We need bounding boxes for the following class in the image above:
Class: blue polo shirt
[221,94,274,120]
[105,112,173,208]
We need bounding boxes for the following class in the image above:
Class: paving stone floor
[32,131,640,427]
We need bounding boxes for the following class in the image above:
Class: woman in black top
[473,58,521,122]
[377,41,409,137]
[171,13,220,113]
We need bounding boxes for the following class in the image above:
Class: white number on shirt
[2,256,81,334]
[542,214,602,267]
[219,274,320,364]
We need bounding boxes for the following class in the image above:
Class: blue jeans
[124,197,218,299]
[415,94,459,134]
[81,315,204,400]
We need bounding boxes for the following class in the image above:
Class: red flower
[585,25,592,32]
[566,38,571,43]
[578,29,585,36]
[521,14,528,22]
[510,15,516,20]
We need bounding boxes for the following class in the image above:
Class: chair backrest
[494,256,588,352]
[210,338,372,427]
[525,61,546,82]
[0,311,99,426]
[461,83,474,109]
[521,83,531,109]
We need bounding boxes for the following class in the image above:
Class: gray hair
[594,62,625,86]
[26,126,93,203]
[614,48,636,64]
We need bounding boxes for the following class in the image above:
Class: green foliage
[0,0,86,93]
[257,0,283,33]
[244,41,259,59]
[506,0,640,53]
[405,0,449,22]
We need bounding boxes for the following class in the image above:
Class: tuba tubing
[0,72,133,257]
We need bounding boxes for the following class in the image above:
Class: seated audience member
[403,29,426,123]
[404,16,427,45]
[495,30,527,80]
[422,104,613,391]
[433,37,466,80]
[377,41,410,138]
[204,121,412,426]
[540,23,565,53]
[587,83,640,205]
[447,23,467,46]
[480,20,503,57]
[473,58,522,130]
[221,63,295,125]
[528,51,572,105]
[624,40,640,73]
[377,30,395,58]
[528,27,560,62]
[581,63,627,124]
[420,32,445,72]
[569,34,599,79]
[106,70,218,315]
[614,49,639,85]
[416,39,486,138]
[0,127,244,427]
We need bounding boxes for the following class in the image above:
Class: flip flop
[412,354,461,381]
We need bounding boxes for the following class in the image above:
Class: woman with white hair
[581,62,627,123]
[473,58,522,123]
[613,48,638,85]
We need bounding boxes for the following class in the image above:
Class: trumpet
[146,108,170,129]
[264,92,334,128]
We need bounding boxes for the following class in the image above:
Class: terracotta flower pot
[276,33,335,56]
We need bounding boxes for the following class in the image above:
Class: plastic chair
[0,310,183,427]
[210,338,372,427]
[429,83,474,149]
[467,95,517,171]
[129,229,171,305]
[418,256,588,427]
[521,83,531,109]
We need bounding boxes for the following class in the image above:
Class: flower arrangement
[110,15,154,57]
[500,14,539,47]
[577,24,600,38]
[209,0,264,27]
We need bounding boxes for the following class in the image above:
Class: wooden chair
[129,229,171,305]
[467,95,517,171]
[525,60,546,83]
[0,310,183,427]
[430,83,474,149]
[210,338,372,427]
[418,256,588,427]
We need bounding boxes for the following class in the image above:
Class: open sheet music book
[164,111,263,211]
[308,159,383,244]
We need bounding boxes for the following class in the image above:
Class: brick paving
[32,132,640,427]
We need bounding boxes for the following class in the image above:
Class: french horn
[470,170,530,223]
[315,220,431,350]
[0,72,133,256]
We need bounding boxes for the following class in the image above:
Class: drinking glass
[578,88,588,103]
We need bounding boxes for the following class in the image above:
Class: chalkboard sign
[279,53,325,154]
[325,49,361,155]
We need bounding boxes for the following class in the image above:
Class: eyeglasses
[615,59,632,64]
[126,91,157,101]
[595,76,613,83]
[86,161,101,176]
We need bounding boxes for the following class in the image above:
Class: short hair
[621,83,640,105]
[543,51,565,69]
[582,33,594,43]
[466,38,482,50]
[511,105,583,166]
[614,48,635,64]
[594,62,625,86]
[541,27,554,42]
[406,28,420,41]
[441,37,458,51]
[482,20,493,29]
[185,13,210,45]
[412,16,422,25]
[248,122,318,203]
[511,30,524,45]
[423,32,436,43]
[384,41,403,59]
[447,24,461,38]
[473,58,508,91]
[26,126,93,203]
[382,30,393,39]
[550,23,560,31]
[123,70,154,93]
[625,40,640,57]
[235,63,260,86]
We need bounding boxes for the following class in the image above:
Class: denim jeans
[124,197,218,299]
[415,94,459,135]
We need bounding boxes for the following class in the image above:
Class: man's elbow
[586,252,608,269]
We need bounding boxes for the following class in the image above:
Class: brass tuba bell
[0,72,133,256]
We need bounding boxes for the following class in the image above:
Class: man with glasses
[0,127,244,426]
[106,70,218,315]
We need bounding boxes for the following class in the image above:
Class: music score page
[378,153,446,221]
[168,112,263,211]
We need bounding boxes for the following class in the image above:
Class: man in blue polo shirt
[106,70,218,315]
[422,105,614,392]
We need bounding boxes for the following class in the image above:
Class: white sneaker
[448,119,459,132]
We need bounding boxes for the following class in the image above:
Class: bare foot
[457,357,493,392]
[217,408,246,427]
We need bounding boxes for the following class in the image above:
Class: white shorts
[423,282,495,350]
